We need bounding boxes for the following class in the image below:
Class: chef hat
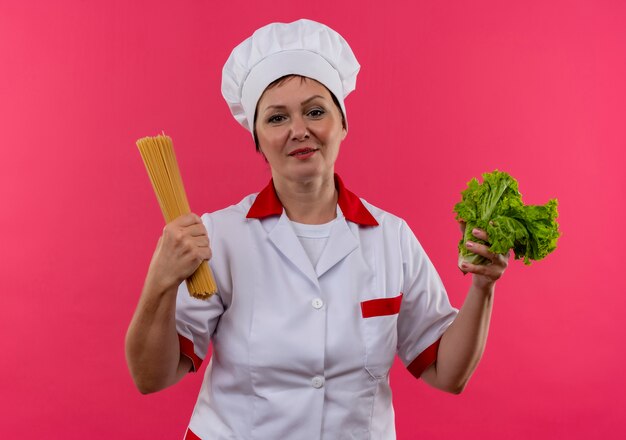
[221,19,360,135]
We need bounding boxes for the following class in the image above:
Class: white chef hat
[221,19,360,135]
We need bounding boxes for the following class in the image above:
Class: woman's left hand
[425,227,507,393]
[461,228,510,290]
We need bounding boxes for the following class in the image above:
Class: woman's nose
[290,116,309,141]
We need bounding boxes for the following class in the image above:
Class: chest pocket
[359,293,403,379]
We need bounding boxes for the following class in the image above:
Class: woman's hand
[126,212,208,394]
[422,224,509,393]
[424,226,507,393]
[147,213,212,293]
[460,227,509,291]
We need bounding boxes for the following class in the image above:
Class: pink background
[1,0,625,438]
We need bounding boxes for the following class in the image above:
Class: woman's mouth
[288,148,318,159]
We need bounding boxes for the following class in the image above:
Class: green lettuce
[453,170,560,267]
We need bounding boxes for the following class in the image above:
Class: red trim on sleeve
[185,428,201,440]
[178,334,203,372]
[360,293,403,318]
[407,338,441,379]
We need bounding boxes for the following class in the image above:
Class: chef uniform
[175,19,458,440]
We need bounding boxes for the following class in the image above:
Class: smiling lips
[288,147,319,159]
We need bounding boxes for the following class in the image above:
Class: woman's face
[255,76,347,184]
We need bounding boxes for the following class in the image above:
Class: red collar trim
[246,174,379,226]
[245,179,284,219]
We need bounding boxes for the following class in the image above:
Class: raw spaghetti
[136,133,217,299]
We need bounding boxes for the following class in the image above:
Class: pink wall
[1,0,625,438]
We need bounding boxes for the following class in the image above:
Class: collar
[246,173,379,226]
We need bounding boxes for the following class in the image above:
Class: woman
[125,19,508,439]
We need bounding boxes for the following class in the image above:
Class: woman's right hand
[147,213,212,292]
[126,213,209,393]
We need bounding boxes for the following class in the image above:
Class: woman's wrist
[470,277,496,298]
[144,265,180,299]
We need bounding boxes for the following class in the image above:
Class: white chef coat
[176,174,458,440]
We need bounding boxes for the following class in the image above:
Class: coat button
[311,376,325,388]
[311,298,324,309]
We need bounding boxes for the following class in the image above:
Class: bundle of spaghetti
[136,133,217,300]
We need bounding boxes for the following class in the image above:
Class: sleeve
[175,213,225,372]
[396,220,458,379]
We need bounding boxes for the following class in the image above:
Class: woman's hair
[253,75,346,152]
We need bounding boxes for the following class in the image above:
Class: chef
[125,19,509,440]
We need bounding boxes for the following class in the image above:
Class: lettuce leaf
[453,170,560,267]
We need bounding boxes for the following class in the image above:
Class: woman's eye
[267,114,286,124]
[307,108,325,118]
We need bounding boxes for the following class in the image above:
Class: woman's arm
[125,214,211,394]
[421,227,508,394]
